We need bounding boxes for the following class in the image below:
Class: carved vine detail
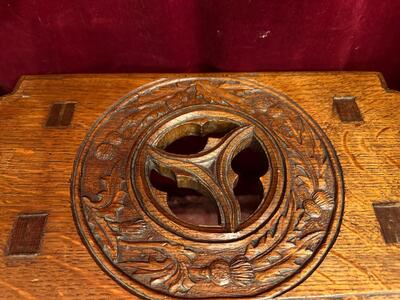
[74,78,341,298]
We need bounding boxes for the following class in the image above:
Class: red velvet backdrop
[1,0,400,95]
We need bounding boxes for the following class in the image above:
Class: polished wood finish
[0,73,399,299]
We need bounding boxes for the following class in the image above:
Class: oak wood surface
[0,72,399,299]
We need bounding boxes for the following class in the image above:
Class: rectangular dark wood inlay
[7,213,48,255]
[333,96,363,122]
[45,102,75,127]
[373,202,400,244]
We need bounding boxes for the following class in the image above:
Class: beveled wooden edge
[1,72,399,101]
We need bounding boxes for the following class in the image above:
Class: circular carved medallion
[71,78,344,299]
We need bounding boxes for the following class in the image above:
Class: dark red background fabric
[1,0,400,95]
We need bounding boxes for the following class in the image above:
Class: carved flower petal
[312,190,334,210]
[209,260,231,286]
[303,199,322,218]
[230,256,255,287]
[95,143,117,160]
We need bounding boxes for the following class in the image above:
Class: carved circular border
[130,106,287,242]
[71,77,344,299]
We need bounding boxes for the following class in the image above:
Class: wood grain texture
[0,73,399,299]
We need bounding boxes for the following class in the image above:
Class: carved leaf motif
[299,190,334,228]
[84,165,124,209]
[107,219,148,240]
[83,165,133,259]
[303,199,322,218]
[317,151,331,191]
[313,190,334,211]
[83,202,118,259]
[246,101,335,281]
[138,84,195,105]
[229,256,255,287]
[95,143,117,161]
[138,103,170,129]
[245,210,291,260]
[74,78,341,298]
[194,82,240,105]
[119,244,196,294]
[119,248,171,272]
[253,230,323,278]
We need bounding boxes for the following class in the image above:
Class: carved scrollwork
[71,78,343,299]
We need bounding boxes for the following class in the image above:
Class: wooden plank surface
[0,73,399,299]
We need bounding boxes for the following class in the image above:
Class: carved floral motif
[71,78,343,299]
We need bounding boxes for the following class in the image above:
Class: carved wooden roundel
[71,78,344,299]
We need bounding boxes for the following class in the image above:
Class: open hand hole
[149,170,221,226]
[158,121,238,155]
[164,135,208,155]
[231,140,269,221]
